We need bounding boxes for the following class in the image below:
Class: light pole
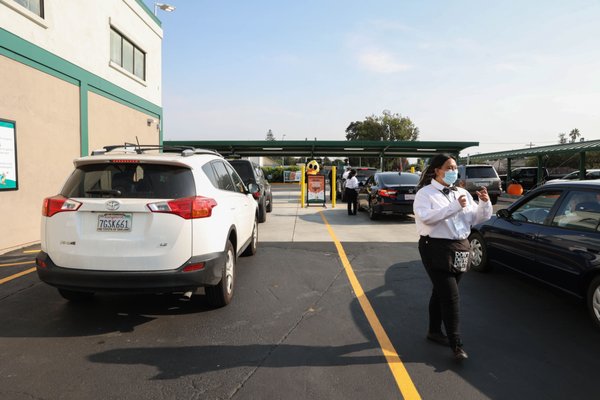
[154,2,175,16]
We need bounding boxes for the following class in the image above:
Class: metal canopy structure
[465,139,600,183]
[163,140,479,158]
[466,139,600,162]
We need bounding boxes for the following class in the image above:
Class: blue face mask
[443,170,458,185]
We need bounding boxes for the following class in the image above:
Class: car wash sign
[0,120,18,191]
[306,174,325,205]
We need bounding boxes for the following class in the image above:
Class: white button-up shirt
[413,180,493,240]
[345,176,359,189]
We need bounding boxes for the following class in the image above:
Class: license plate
[475,181,489,187]
[404,194,415,200]
[97,213,132,232]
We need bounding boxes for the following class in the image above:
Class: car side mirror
[497,209,511,219]
[247,183,260,198]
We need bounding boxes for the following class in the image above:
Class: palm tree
[569,128,581,143]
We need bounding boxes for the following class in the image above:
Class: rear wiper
[85,189,122,197]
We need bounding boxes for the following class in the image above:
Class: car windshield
[61,163,195,199]
[466,167,497,178]
[379,173,419,186]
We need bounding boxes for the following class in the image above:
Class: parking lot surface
[1,184,600,400]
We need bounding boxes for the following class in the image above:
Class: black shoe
[453,345,468,360]
[426,332,449,346]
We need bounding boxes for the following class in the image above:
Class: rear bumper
[374,202,413,214]
[35,251,224,294]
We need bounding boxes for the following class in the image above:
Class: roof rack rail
[90,143,222,157]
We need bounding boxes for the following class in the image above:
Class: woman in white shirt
[344,169,359,215]
[413,154,493,360]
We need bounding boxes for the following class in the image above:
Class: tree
[569,128,580,143]
[558,133,567,144]
[266,129,276,141]
[345,111,419,169]
[345,112,419,142]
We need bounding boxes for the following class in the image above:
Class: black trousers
[345,188,358,214]
[418,236,465,347]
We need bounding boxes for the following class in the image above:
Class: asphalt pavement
[1,184,599,400]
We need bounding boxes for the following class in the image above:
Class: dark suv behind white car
[36,145,259,308]
[228,159,272,223]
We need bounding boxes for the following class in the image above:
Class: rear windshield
[228,161,255,183]
[61,163,195,199]
[465,167,498,179]
[356,169,377,178]
[380,173,419,186]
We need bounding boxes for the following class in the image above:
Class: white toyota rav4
[36,145,259,307]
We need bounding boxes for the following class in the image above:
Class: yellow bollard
[331,166,336,208]
[300,164,306,208]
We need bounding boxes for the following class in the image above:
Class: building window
[110,27,146,81]
[12,0,44,17]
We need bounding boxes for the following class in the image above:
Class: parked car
[468,180,600,328]
[457,164,502,204]
[337,167,378,201]
[36,145,259,308]
[358,172,419,219]
[547,169,600,182]
[502,167,549,191]
[228,159,273,223]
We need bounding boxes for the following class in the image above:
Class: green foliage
[345,111,419,141]
[344,111,419,169]
[261,165,300,182]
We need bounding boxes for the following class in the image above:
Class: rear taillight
[42,195,82,217]
[378,189,397,198]
[183,262,205,272]
[147,196,217,219]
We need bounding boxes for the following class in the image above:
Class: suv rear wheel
[258,199,267,223]
[266,194,273,212]
[206,240,236,308]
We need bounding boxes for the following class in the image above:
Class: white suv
[36,145,259,307]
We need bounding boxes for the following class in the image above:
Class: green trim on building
[134,0,162,27]
[80,83,89,156]
[0,28,163,155]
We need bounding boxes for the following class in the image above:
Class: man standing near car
[413,154,493,360]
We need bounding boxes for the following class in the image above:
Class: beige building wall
[87,93,160,153]
[0,56,80,252]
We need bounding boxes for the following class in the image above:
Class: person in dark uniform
[413,154,493,360]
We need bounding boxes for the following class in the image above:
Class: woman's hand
[458,195,468,207]
[476,187,490,202]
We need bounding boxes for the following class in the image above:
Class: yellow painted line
[319,211,421,400]
[23,250,40,254]
[0,267,36,284]
[0,261,34,268]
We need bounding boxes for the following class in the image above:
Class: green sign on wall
[0,119,18,191]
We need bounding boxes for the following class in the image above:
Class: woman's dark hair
[349,169,357,178]
[417,154,455,189]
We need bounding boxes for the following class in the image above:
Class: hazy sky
[146,0,600,156]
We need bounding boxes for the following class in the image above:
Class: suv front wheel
[206,240,236,308]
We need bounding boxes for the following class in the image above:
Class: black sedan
[469,180,600,329]
[357,172,419,220]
